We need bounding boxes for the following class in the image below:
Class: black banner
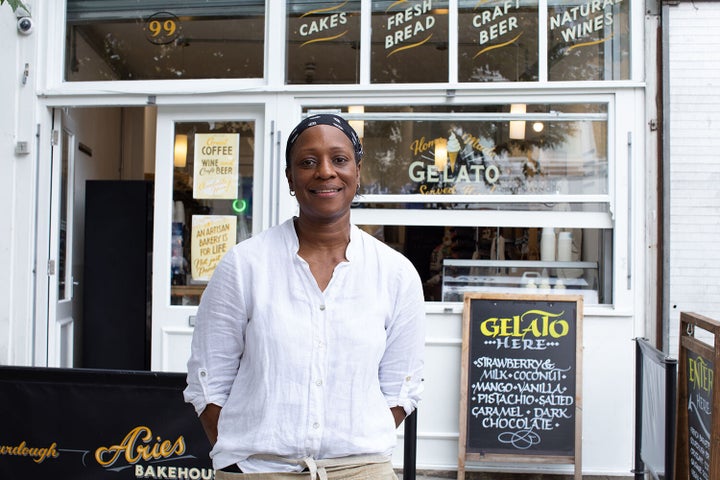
[0,366,213,479]
[462,295,580,458]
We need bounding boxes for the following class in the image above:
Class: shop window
[343,104,608,197]
[169,121,255,306]
[371,1,449,83]
[359,225,612,304]
[65,1,265,81]
[458,0,539,82]
[547,0,630,81]
[312,104,614,304]
[286,0,361,84]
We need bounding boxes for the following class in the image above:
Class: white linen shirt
[183,218,425,472]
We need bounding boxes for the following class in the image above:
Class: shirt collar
[284,217,359,263]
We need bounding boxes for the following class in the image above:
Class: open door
[151,106,265,372]
[45,109,77,367]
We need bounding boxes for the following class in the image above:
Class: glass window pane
[458,0,539,82]
[359,225,612,304]
[371,1,449,83]
[547,0,630,81]
[331,104,608,198]
[66,1,265,81]
[286,0,361,84]
[58,130,72,301]
[170,120,255,306]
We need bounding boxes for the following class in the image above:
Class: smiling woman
[183,113,426,477]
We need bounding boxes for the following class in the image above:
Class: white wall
[390,309,635,476]
[667,2,720,355]
[0,3,39,366]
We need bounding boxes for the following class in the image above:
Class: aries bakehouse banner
[0,367,213,480]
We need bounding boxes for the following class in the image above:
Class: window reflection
[286,0,361,84]
[458,0,539,82]
[359,224,612,304]
[65,1,265,81]
[371,1,449,83]
[547,0,630,81]
[170,121,255,306]
[324,104,609,198]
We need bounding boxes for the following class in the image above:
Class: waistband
[217,454,392,480]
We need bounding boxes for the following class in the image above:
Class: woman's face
[286,124,361,223]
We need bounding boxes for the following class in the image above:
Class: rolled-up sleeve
[183,250,247,416]
[379,261,426,416]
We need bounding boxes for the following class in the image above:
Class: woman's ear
[285,167,294,191]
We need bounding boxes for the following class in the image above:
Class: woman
[184,114,426,479]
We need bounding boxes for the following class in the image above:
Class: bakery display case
[441,259,600,303]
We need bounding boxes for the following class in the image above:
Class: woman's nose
[316,158,336,177]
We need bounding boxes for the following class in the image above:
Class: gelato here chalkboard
[458,293,583,480]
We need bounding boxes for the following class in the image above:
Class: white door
[151,106,267,372]
[46,109,77,367]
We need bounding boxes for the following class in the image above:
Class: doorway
[42,106,157,368]
[40,105,266,372]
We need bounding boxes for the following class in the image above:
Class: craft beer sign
[458,293,583,480]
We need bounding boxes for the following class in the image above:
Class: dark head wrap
[285,113,363,167]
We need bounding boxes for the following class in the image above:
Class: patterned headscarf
[285,113,363,167]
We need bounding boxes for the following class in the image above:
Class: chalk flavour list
[461,295,582,460]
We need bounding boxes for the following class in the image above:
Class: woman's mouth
[310,187,342,195]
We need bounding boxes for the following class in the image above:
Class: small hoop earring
[356,184,360,194]
[289,189,296,197]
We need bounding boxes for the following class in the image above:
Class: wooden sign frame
[675,312,720,480]
[458,293,583,480]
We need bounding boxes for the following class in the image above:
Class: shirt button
[313,422,320,429]
[316,380,323,386]
[319,305,326,311]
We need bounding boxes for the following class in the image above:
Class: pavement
[397,472,628,480]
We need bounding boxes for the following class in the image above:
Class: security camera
[17,17,33,35]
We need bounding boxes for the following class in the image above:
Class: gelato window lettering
[407,132,500,193]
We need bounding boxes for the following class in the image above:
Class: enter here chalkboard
[458,293,583,480]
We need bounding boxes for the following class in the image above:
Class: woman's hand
[390,406,407,428]
[199,403,222,446]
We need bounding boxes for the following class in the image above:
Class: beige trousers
[214,455,397,480]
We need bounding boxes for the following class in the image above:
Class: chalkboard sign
[686,350,712,479]
[458,293,583,480]
[676,312,720,480]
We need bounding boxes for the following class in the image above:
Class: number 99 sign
[144,12,181,45]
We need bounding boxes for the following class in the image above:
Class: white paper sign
[193,133,240,199]
[190,215,237,281]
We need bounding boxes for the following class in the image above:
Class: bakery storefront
[33,0,643,475]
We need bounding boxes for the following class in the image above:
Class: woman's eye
[334,156,350,164]
[299,158,316,167]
